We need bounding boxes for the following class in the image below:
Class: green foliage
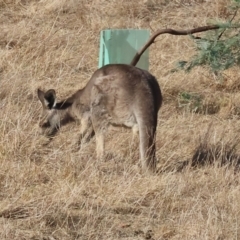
[176,1,240,74]
[184,31,240,72]
[232,0,240,7]
[178,92,221,114]
[178,92,203,113]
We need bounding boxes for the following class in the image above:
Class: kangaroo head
[37,89,60,136]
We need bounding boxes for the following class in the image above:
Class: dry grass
[1,0,240,239]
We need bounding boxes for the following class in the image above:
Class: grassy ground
[1,0,240,239]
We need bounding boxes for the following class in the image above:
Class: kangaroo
[37,64,162,173]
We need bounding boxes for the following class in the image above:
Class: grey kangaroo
[37,64,162,173]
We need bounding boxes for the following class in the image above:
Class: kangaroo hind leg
[137,115,157,174]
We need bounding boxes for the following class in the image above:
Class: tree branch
[130,25,222,66]
[217,9,238,40]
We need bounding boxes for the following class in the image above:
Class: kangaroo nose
[39,121,50,128]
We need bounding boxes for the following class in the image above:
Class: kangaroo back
[90,64,162,173]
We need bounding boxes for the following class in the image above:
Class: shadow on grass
[158,124,240,174]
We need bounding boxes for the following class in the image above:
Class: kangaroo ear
[37,89,45,105]
[37,89,56,109]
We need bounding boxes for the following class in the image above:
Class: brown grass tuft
[191,125,240,171]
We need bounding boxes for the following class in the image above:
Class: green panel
[98,29,150,70]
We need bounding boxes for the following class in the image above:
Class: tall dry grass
[1,0,240,239]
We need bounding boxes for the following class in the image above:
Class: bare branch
[130,25,222,67]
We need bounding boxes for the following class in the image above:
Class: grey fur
[37,64,162,173]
